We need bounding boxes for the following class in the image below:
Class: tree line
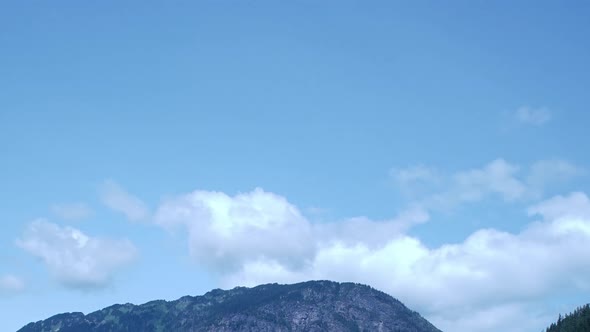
[546,304,590,332]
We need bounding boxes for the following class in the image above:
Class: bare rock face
[18,280,442,332]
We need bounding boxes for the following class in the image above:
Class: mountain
[545,304,590,332]
[18,280,442,332]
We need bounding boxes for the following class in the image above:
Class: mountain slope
[18,280,441,332]
[546,304,590,332]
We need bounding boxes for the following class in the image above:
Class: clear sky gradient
[2,1,590,331]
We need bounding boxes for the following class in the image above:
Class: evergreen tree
[545,304,590,332]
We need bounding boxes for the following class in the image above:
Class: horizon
[2,1,590,331]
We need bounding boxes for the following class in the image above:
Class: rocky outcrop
[18,280,442,332]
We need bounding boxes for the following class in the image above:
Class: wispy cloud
[527,159,584,194]
[51,203,93,221]
[16,219,137,289]
[390,165,440,185]
[389,165,441,197]
[391,159,583,211]
[452,158,526,202]
[514,106,552,126]
[100,180,149,221]
[0,274,25,295]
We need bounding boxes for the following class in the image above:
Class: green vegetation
[546,304,590,332]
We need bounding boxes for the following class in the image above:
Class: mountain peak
[18,280,441,332]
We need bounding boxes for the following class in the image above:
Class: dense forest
[546,304,590,332]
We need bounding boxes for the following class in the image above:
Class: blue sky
[2,1,590,331]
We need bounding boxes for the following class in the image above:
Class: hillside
[18,280,442,332]
[546,304,590,332]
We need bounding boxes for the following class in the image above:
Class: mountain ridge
[18,280,442,332]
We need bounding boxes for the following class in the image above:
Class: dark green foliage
[546,304,590,332]
[333,312,361,332]
[18,280,442,332]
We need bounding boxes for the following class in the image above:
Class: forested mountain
[546,304,590,332]
[18,280,442,332]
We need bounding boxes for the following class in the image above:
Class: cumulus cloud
[51,202,93,221]
[0,274,25,295]
[154,188,315,271]
[514,106,552,126]
[100,180,149,221]
[16,220,137,289]
[527,191,590,221]
[154,188,430,272]
[154,187,590,332]
[223,198,590,312]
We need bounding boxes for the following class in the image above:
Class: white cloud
[452,158,526,202]
[527,191,590,221]
[154,187,590,332]
[428,302,553,332]
[313,206,429,249]
[514,106,552,126]
[154,188,315,271]
[224,209,590,313]
[527,160,584,195]
[100,180,149,221]
[51,203,93,221]
[0,274,25,295]
[403,159,528,210]
[16,220,138,289]
[392,159,583,211]
[154,188,428,272]
[390,165,442,198]
[390,165,439,186]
